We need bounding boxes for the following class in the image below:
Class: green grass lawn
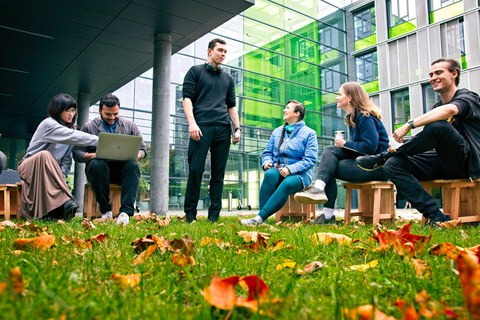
[0,215,478,319]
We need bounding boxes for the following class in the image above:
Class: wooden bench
[0,184,20,220]
[343,181,396,226]
[420,179,480,223]
[275,194,315,222]
[83,183,121,220]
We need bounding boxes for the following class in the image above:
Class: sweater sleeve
[344,115,379,154]
[261,130,277,168]
[43,118,98,147]
[182,67,197,101]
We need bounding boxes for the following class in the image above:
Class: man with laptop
[73,93,147,225]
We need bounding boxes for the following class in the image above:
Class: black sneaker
[425,210,451,228]
[294,187,328,204]
[207,212,219,223]
[311,214,336,225]
[356,152,390,171]
[185,213,197,223]
[62,199,79,221]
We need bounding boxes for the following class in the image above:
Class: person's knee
[383,156,407,175]
[0,151,6,170]
[264,168,280,180]
[423,120,452,135]
[87,159,108,174]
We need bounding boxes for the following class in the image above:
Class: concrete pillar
[150,33,172,215]
[73,92,90,213]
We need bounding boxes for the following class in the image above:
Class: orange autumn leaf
[90,233,108,244]
[0,267,25,296]
[201,275,274,313]
[13,233,56,251]
[171,253,196,267]
[456,251,480,319]
[131,235,158,254]
[133,243,158,266]
[430,242,461,259]
[344,305,396,320]
[410,258,431,278]
[201,275,240,310]
[394,300,419,320]
[112,273,141,289]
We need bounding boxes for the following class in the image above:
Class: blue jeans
[318,146,388,209]
[384,121,469,218]
[258,168,303,220]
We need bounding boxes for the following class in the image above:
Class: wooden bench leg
[344,187,352,224]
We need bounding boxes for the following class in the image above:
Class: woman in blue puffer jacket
[241,100,318,225]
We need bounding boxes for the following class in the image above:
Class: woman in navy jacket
[241,100,318,225]
[294,82,389,224]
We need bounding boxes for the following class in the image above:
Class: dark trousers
[184,125,231,220]
[318,146,388,209]
[258,168,303,220]
[383,121,469,218]
[85,159,140,215]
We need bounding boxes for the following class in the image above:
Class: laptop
[96,132,142,161]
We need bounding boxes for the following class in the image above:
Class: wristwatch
[407,119,415,130]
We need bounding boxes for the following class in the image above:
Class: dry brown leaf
[296,261,323,275]
[157,216,171,227]
[131,235,158,254]
[82,219,96,230]
[13,233,56,251]
[436,220,462,229]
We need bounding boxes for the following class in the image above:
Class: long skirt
[18,150,72,219]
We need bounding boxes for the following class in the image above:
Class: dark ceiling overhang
[0,0,254,139]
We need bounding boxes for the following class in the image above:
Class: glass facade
[86,0,354,210]
[387,0,417,38]
[391,89,410,131]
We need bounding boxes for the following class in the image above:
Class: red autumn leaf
[201,275,240,310]
[371,223,431,256]
[456,251,480,319]
[201,275,279,313]
[13,233,56,251]
[133,243,158,265]
[343,305,396,320]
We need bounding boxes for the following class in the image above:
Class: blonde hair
[341,82,382,127]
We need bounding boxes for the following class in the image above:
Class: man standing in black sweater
[182,38,241,223]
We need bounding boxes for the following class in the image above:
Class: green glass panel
[361,80,379,93]
[429,1,464,23]
[320,50,339,65]
[388,20,416,38]
[461,55,468,69]
[354,34,377,51]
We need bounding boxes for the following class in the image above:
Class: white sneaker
[101,211,113,220]
[240,217,263,226]
[116,212,129,226]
